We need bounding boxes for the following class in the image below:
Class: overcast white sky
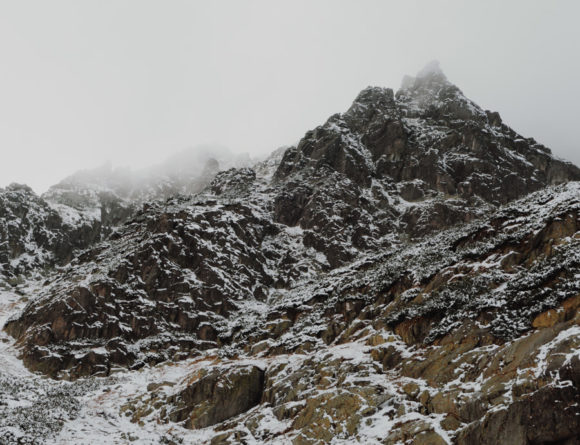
[0,0,579,193]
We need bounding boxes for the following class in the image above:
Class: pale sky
[0,0,579,193]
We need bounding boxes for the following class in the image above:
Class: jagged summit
[402,59,448,86]
[397,62,485,124]
[346,61,450,116]
[275,65,579,202]
[401,59,448,90]
[270,66,579,268]
[416,59,446,79]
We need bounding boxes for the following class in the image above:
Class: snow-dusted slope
[0,184,100,280]
[2,181,579,444]
[1,63,580,444]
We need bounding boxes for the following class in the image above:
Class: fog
[0,0,579,193]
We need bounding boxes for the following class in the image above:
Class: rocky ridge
[1,63,580,444]
[41,151,229,238]
[0,148,255,284]
[0,183,101,280]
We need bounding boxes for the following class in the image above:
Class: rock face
[273,61,579,263]
[0,152,234,286]
[2,63,580,444]
[4,194,280,378]
[166,365,265,429]
[0,183,101,280]
[456,384,580,445]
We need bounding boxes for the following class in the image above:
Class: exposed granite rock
[4,193,280,378]
[456,384,580,445]
[272,61,579,265]
[0,183,101,278]
[167,365,265,429]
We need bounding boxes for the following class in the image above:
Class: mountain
[0,183,101,280]
[42,145,252,207]
[1,63,580,444]
[0,146,255,284]
[42,146,252,232]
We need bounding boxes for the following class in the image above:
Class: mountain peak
[416,59,446,79]
[275,60,580,208]
[400,60,449,91]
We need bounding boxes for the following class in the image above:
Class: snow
[533,324,580,379]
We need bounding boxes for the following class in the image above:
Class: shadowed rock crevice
[167,365,265,429]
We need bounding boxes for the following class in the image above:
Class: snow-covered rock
[2,62,580,444]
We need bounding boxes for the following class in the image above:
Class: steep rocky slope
[0,184,101,281]
[2,63,580,444]
[0,148,248,285]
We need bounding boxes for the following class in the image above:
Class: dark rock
[0,183,101,277]
[456,385,580,445]
[167,365,265,429]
